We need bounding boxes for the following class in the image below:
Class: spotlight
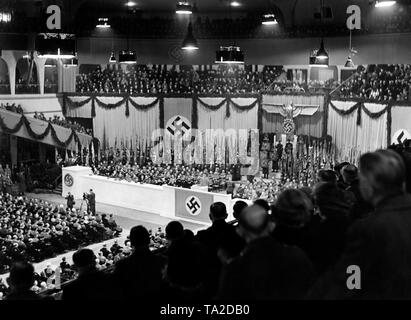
[262,14,278,25]
[109,52,117,63]
[176,2,192,15]
[182,22,198,50]
[125,1,137,7]
[96,18,111,29]
[118,50,137,64]
[215,46,244,64]
[375,1,396,7]
[230,1,241,7]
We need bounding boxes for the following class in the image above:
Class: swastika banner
[175,188,213,223]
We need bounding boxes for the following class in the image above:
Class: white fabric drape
[93,97,159,149]
[197,98,226,130]
[65,96,93,118]
[327,101,360,162]
[197,97,258,130]
[327,101,388,163]
[359,103,387,153]
[226,98,258,130]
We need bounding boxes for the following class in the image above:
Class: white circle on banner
[392,129,411,145]
[185,196,202,216]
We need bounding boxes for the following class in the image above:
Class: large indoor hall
[1,0,411,311]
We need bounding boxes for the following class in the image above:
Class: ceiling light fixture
[118,50,137,64]
[344,56,355,68]
[125,1,137,7]
[36,34,76,59]
[262,13,278,25]
[96,18,110,29]
[315,39,329,60]
[109,52,117,63]
[0,11,12,23]
[176,2,193,15]
[182,22,198,50]
[230,1,241,7]
[215,46,244,64]
[375,1,396,8]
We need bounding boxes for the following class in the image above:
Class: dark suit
[196,220,240,296]
[196,219,236,251]
[307,193,411,299]
[66,194,75,209]
[305,215,350,275]
[62,270,117,300]
[88,191,96,214]
[346,179,374,220]
[113,247,166,299]
[218,236,315,300]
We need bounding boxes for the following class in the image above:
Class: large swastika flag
[175,188,213,223]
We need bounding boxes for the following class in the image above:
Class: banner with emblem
[175,188,214,223]
[163,98,193,133]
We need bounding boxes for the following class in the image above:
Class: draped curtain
[196,97,258,130]
[65,96,93,118]
[92,97,159,149]
[359,103,387,153]
[327,101,360,162]
[327,100,388,163]
[197,98,227,130]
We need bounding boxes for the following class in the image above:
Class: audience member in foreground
[308,149,411,299]
[62,248,116,300]
[5,262,42,300]
[218,204,315,300]
[113,226,166,299]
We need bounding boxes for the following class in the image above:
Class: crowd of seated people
[93,160,234,191]
[0,228,167,299]
[338,64,411,101]
[33,113,91,135]
[76,65,286,94]
[0,80,10,94]
[0,192,122,276]
[2,141,411,300]
[0,103,24,114]
[76,64,342,95]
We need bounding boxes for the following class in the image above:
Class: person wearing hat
[342,164,373,220]
[217,204,314,300]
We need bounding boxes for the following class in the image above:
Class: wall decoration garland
[0,114,92,149]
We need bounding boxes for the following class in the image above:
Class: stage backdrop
[63,94,261,153]
[261,94,325,137]
[391,105,411,144]
[327,100,388,163]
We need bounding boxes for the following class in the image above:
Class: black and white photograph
[0,0,411,311]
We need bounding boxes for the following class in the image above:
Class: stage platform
[62,166,245,225]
